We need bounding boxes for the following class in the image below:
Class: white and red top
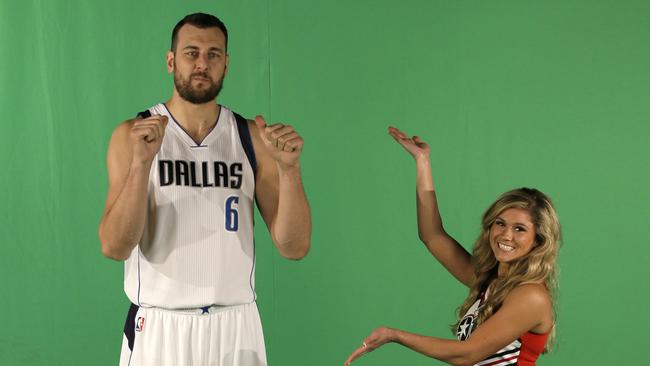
[457,291,548,366]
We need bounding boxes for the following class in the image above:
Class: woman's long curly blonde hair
[454,188,561,352]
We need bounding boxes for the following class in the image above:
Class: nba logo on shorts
[135,317,145,332]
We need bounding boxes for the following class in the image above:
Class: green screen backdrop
[1,0,649,365]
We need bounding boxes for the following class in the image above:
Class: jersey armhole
[233,112,258,179]
[136,110,152,119]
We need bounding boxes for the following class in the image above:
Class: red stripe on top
[516,331,548,366]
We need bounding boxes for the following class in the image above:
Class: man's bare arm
[250,116,311,260]
[98,116,167,260]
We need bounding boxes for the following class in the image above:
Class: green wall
[1,0,649,364]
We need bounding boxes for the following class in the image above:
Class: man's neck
[166,93,221,143]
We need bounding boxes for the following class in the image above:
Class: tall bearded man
[98,13,311,366]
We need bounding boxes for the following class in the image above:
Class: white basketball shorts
[119,302,267,366]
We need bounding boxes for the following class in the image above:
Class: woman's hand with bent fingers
[388,126,430,161]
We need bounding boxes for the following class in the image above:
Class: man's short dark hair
[171,13,228,52]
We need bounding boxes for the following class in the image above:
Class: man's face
[167,24,228,104]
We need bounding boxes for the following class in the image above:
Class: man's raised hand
[130,115,168,165]
[255,115,304,169]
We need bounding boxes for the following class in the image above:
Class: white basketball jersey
[124,103,257,309]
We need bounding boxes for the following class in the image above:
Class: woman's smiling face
[489,207,537,271]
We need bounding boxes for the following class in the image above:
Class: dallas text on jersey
[158,160,244,189]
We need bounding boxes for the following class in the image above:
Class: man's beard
[174,71,223,104]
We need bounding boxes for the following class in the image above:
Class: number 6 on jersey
[225,196,239,232]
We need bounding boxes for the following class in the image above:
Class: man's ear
[166,51,174,73]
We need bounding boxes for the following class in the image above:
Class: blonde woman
[344,127,560,366]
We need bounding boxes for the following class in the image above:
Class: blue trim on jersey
[137,247,141,306]
[232,113,256,302]
[136,108,148,307]
[162,103,220,147]
[233,112,258,180]
[135,108,148,308]
[249,238,256,302]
